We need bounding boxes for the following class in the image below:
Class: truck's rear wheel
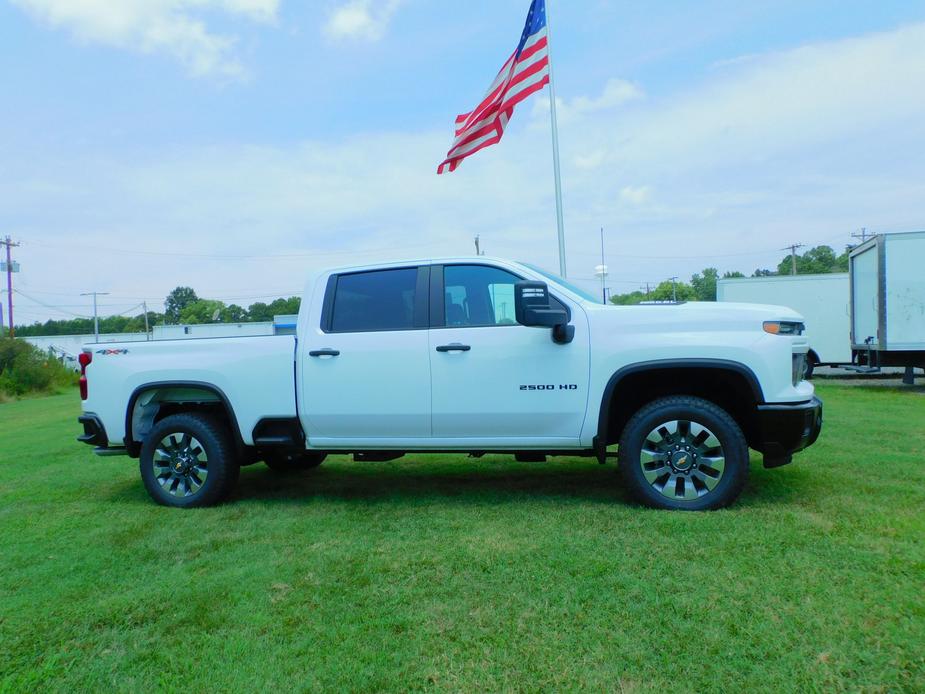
[618,396,749,510]
[264,451,326,473]
[140,413,239,508]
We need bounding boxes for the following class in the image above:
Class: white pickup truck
[77,257,822,510]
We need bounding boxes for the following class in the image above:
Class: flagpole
[544,0,568,277]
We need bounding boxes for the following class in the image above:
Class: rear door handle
[436,343,471,352]
[309,348,340,357]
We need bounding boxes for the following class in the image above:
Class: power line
[13,289,90,318]
[569,231,850,260]
[27,238,446,261]
[28,232,853,263]
[12,286,303,302]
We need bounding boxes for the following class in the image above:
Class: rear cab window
[323,267,426,333]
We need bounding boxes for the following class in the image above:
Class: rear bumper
[756,396,823,467]
[77,414,108,447]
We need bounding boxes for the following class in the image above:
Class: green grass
[1,386,923,692]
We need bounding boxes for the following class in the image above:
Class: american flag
[437,0,550,174]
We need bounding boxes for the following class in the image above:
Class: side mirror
[514,281,574,344]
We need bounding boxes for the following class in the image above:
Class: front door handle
[436,343,471,352]
[309,348,340,357]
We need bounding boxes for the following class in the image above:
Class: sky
[2,0,925,324]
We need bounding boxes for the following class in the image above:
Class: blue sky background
[2,0,925,322]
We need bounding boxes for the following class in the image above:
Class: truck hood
[586,301,805,333]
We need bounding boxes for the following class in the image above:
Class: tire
[803,358,815,381]
[264,451,327,473]
[617,396,749,511]
[140,413,240,508]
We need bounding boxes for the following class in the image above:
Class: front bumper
[756,396,823,467]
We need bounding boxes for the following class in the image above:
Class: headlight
[764,321,805,335]
[792,353,806,385]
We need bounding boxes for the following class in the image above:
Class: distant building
[152,321,274,340]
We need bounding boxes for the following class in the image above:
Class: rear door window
[330,268,418,332]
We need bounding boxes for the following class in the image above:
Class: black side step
[252,417,305,448]
[354,452,405,462]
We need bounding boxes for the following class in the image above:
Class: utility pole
[851,227,872,244]
[473,235,484,256]
[782,243,804,275]
[1,236,21,338]
[669,276,678,302]
[594,227,609,304]
[81,291,109,342]
[599,227,607,303]
[142,301,150,340]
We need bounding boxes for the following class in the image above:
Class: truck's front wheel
[140,413,240,508]
[618,396,749,510]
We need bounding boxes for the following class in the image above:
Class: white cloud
[570,78,644,114]
[323,0,404,42]
[602,22,925,175]
[532,78,643,124]
[618,186,653,205]
[10,0,280,78]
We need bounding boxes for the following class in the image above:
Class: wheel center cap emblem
[672,453,692,470]
[175,462,183,471]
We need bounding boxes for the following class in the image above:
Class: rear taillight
[78,351,92,400]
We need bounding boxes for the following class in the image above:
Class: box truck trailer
[850,231,925,370]
[718,273,851,376]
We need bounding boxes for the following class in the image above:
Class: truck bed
[82,334,298,447]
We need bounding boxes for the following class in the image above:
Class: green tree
[650,280,697,302]
[179,299,227,324]
[268,297,301,316]
[609,290,648,305]
[776,245,849,275]
[691,268,719,301]
[222,304,249,322]
[165,287,199,323]
[247,297,300,322]
[247,301,272,322]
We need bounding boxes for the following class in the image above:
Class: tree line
[608,244,850,304]
[16,287,302,337]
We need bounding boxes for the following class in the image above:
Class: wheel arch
[594,359,765,461]
[124,381,244,457]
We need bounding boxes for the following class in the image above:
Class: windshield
[521,263,604,304]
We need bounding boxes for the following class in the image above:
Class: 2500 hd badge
[519,384,578,390]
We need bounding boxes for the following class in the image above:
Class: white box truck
[850,231,925,370]
[718,274,851,375]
